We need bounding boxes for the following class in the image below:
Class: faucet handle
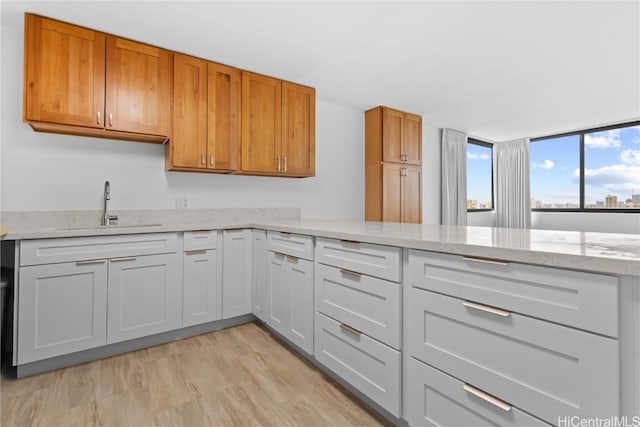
[106,214,118,226]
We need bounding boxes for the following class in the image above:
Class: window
[530,122,640,211]
[467,139,493,210]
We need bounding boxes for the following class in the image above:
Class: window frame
[466,138,495,212]
[530,121,640,213]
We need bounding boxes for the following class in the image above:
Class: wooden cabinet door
[251,230,269,322]
[105,37,172,136]
[241,72,282,173]
[208,63,240,171]
[24,14,105,128]
[382,163,403,222]
[107,254,179,344]
[183,248,221,327]
[402,165,422,224]
[172,54,207,169]
[18,261,108,364]
[222,229,252,319]
[382,108,403,163]
[403,113,422,165]
[281,82,315,176]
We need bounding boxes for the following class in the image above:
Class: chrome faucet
[101,181,118,226]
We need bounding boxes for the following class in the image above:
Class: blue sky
[467,143,492,205]
[530,125,640,205]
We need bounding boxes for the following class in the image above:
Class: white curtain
[494,138,531,229]
[441,129,468,226]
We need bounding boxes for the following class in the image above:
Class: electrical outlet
[175,196,189,208]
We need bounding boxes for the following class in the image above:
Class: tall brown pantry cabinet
[365,106,423,223]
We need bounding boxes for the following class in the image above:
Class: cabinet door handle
[201,155,206,166]
[462,256,509,266]
[463,384,512,412]
[210,155,215,167]
[111,256,136,262]
[109,113,113,127]
[463,300,511,317]
[185,249,206,255]
[339,323,361,337]
[339,269,361,279]
[97,111,101,125]
[277,156,281,171]
[76,259,106,266]
[283,156,287,172]
[340,239,360,246]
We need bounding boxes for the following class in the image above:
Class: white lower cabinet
[183,247,222,327]
[222,229,252,319]
[268,251,314,354]
[315,312,401,417]
[406,357,551,427]
[251,230,268,322]
[18,260,108,364]
[107,253,179,344]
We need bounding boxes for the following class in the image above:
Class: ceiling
[2,1,639,141]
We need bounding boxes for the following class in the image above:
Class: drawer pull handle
[280,232,291,237]
[340,269,361,278]
[76,259,106,266]
[463,384,512,412]
[463,256,509,266]
[111,256,136,262]
[185,249,207,255]
[463,301,511,317]
[340,239,360,246]
[339,323,361,337]
[274,252,286,259]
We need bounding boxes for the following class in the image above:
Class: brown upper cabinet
[379,107,422,165]
[365,106,423,223]
[168,54,240,172]
[23,14,172,143]
[241,72,315,177]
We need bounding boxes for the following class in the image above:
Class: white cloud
[573,164,640,193]
[584,129,621,149]
[620,149,640,165]
[532,159,554,169]
[467,152,489,160]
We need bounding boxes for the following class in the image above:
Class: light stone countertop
[1,212,638,276]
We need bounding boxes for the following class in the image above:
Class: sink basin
[49,224,163,231]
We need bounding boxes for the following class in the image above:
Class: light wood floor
[1,322,391,427]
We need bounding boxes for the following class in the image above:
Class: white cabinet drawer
[315,237,401,282]
[267,231,314,260]
[407,287,620,425]
[183,230,218,251]
[314,312,401,417]
[406,357,552,427]
[408,249,619,337]
[315,263,401,349]
[20,233,178,266]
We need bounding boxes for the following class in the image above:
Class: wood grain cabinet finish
[168,55,240,172]
[366,106,422,223]
[241,72,315,177]
[23,14,171,143]
[281,82,315,176]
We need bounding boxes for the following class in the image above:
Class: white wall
[0,15,365,220]
[422,124,441,225]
